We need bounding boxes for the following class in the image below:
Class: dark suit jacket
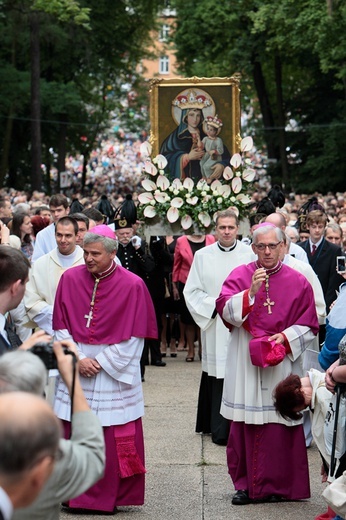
[297,238,345,311]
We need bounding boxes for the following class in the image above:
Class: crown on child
[204,114,223,129]
[172,89,212,110]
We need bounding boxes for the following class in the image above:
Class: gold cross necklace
[84,261,117,328]
[255,261,283,315]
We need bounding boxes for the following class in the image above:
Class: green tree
[173,0,346,193]
[0,0,163,191]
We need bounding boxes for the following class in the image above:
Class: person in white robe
[216,224,319,505]
[25,217,84,336]
[184,210,255,444]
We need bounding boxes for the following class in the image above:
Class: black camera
[30,342,74,370]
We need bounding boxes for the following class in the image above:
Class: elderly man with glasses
[216,223,319,506]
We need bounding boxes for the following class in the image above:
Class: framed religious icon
[149,75,241,182]
[140,74,251,238]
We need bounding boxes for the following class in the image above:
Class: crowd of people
[1,178,346,520]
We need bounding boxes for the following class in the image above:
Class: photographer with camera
[0,246,52,355]
[0,340,105,520]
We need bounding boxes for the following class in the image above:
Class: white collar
[0,314,6,334]
[309,237,323,250]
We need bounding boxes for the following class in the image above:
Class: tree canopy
[173,0,346,193]
[0,0,164,191]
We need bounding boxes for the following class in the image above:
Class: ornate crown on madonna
[172,89,212,110]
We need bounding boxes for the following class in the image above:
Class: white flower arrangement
[137,136,255,230]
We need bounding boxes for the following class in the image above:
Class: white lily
[167,207,180,223]
[223,166,234,180]
[141,179,157,191]
[143,206,156,218]
[181,215,193,230]
[144,161,158,176]
[156,175,170,191]
[242,168,256,182]
[154,154,168,170]
[140,141,152,158]
[197,179,208,190]
[210,179,222,191]
[183,178,194,191]
[231,177,242,193]
[236,193,252,204]
[154,192,167,203]
[230,153,242,169]
[138,192,154,204]
[219,184,231,198]
[172,178,182,189]
[186,196,198,205]
[170,197,184,208]
[198,212,211,227]
[240,136,253,152]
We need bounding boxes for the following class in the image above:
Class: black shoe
[141,376,145,382]
[253,494,283,504]
[263,495,282,503]
[232,490,251,505]
[153,360,166,367]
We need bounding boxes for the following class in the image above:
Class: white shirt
[0,314,9,346]
[309,237,323,253]
[32,224,56,263]
[290,242,309,263]
[0,486,13,520]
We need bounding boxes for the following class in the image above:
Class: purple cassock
[216,261,319,502]
[53,263,157,512]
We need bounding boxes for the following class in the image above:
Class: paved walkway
[61,352,327,520]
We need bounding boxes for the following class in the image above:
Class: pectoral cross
[263,297,275,314]
[84,310,93,328]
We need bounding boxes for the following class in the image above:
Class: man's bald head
[0,392,61,483]
[265,212,286,230]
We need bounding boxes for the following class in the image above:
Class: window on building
[159,56,169,74]
[159,24,170,41]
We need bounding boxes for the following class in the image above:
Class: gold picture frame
[149,75,241,181]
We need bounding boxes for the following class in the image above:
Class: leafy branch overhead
[32,0,90,27]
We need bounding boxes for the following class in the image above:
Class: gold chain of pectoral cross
[263,275,275,314]
[84,278,100,328]
[84,262,117,328]
[255,261,283,315]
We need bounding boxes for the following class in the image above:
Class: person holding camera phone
[52,225,157,514]
[0,341,105,520]
[319,269,346,371]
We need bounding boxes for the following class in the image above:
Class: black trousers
[195,371,230,445]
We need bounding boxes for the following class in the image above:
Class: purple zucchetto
[89,225,117,240]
